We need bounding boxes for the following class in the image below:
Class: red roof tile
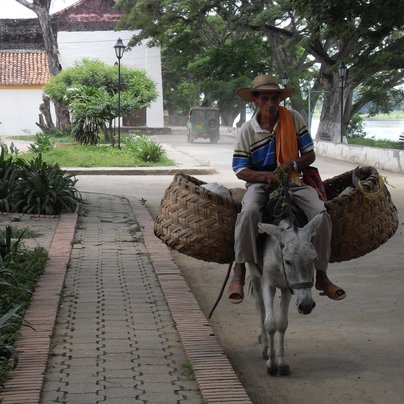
[0,50,50,86]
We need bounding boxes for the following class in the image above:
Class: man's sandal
[316,284,346,301]
[228,279,245,304]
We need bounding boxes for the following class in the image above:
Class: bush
[123,133,165,162]
[12,154,82,215]
[27,133,54,154]
[346,114,367,139]
[0,149,82,215]
[0,225,48,385]
[0,147,20,212]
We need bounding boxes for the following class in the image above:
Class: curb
[0,213,78,404]
[64,166,217,175]
[130,198,252,403]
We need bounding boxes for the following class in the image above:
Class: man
[228,75,346,304]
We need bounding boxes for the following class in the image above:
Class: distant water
[311,118,404,141]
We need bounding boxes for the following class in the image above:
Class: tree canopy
[116,0,404,141]
[44,59,157,144]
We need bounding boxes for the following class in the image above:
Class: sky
[0,0,77,18]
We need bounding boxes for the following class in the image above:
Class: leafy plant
[11,154,82,215]
[0,223,48,386]
[0,146,20,212]
[71,87,105,145]
[44,59,158,145]
[124,134,165,162]
[0,307,22,372]
[346,114,366,139]
[27,133,54,153]
[0,226,26,261]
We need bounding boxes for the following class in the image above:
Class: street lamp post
[114,38,125,149]
[307,84,312,132]
[339,61,347,143]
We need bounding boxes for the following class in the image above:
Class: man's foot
[315,271,346,301]
[228,263,246,304]
[228,279,245,304]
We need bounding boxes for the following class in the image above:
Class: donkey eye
[284,260,292,267]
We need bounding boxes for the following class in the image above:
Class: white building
[0,0,164,137]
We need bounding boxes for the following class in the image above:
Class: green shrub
[27,133,54,154]
[11,154,82,215]
[1,149,82,215]
[0,241,48,385]
[346,114,367,139]
[0,147,20,212]
[124,133,165,162]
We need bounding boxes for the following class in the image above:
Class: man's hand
[280,161,295,175]
[261,171,279,186]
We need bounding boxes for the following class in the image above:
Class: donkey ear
[302,212,324,239]
[258,222,283,238]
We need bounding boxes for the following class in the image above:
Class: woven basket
[154,172,241,264]
[154,167,398,264]
[324,166,398,262]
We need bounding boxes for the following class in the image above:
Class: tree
[290,0,404,141]
[15,0,70,130]
[44,59,157,145]
[116,0,273,126]
[116,0,404,141]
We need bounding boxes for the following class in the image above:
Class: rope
[356,175,386,200]
[208,261,233,319]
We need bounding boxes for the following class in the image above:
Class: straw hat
[236,75,294,102]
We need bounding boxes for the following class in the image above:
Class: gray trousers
[234,183,332,272]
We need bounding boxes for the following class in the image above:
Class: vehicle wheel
[207,118,219,130]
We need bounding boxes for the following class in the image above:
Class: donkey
[246,212,324,376]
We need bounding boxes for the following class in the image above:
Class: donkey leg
[262,283,278,375]
[276,288,292,376]
[252,276,269,359]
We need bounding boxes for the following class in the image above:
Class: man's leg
[229,184,268,304]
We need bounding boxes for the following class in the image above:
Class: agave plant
[11,154,82,215]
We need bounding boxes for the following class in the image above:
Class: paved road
[75,131,404,404]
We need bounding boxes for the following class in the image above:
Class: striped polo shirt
[232,109,314,174]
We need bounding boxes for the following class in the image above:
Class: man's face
[253,92,281,119]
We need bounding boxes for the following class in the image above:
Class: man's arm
[236,168,278,186]
[237,149,316,185]
[280,149,316,175]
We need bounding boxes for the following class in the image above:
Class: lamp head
[114,38,125,59]
[338,62,347,79]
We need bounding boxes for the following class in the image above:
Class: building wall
[57,30,164,128]
[0,87,45,136]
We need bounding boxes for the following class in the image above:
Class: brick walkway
[1,192,251,403]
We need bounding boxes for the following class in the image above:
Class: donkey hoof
[278,364,291,376]
[267,365,278,376]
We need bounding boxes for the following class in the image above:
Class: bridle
[281,261,314,295]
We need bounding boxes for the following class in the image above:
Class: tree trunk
[315,71,352,143]
[16,0,70,131]
[36,94,54,131]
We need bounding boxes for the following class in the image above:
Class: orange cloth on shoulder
[276,106,300,182]
[276,106,298,164]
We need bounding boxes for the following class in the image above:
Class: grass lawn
[19,145,174,167]
[9,134,175,167]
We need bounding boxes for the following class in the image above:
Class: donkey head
[259,213,324,315]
